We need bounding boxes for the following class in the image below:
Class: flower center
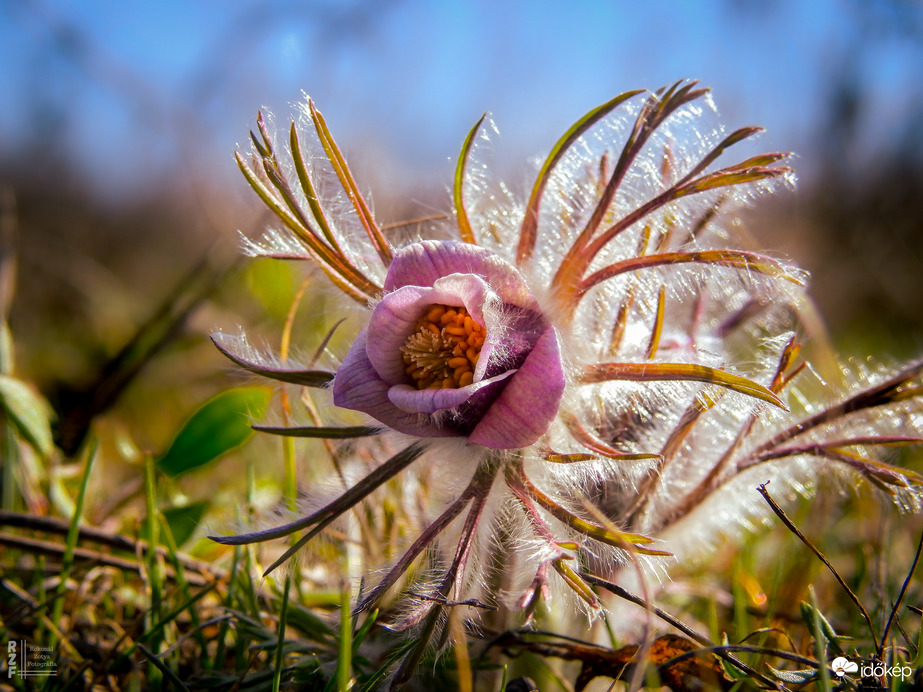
[401,304,485,389]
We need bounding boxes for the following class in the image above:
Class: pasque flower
[332,240,564,448]
[212,81,923,682]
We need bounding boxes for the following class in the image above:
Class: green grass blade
[339,584,353,692]
[50,439,97,645]
[272,576,291,692]
[157,512,209,662]
[137,644,190,692]
[809,586,832,691]
[144,455,164,691]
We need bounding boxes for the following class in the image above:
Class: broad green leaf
[0,374,54,458]
[157,387,270,477]
[140,501,210,547]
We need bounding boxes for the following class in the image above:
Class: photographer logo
[6,640,57,679]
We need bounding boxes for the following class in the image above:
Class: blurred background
[1,0,922,457]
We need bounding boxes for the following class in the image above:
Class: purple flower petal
[387,370,515,414]
[366,274,494,384]
[332,330,464,438]
[468,327,565,449]
[384,240,539,311]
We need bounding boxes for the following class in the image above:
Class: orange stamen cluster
[401,304,486,389]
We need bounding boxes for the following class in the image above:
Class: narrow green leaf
[582,361,787,410]
[252,424,379,439]
[552,558,599,608]
[764,663,818,684]
[309,100,392,266]
[580,249,804,295]
[338,585,352,692]
[272,577,290,692]
[157,387,270,477]
[51,439,96,648]
[137,644,191,692]
[718,633,747,681]
[109,583,218,673]
[808,587,833,690]
[212,335,335,388]
[257,443,428,576]
[520,469,671,555]
[0,374,54,458]
[562,413,662,462]
[290,123,342,253]
[352,609,378,651]
[516,89,645,264]
[235,151,378,302]
[284,600,336,641]
[674,126,766,185]
[680,166,790,195]
[801,600,842,652]
[209,443,426,549]
[454,113,486,244]
[542,452,597,463]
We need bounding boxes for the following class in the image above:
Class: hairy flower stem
[505,463,597,610]
[354,459,499,614]
[392,476,494,687]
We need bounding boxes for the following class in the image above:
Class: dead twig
[757,482,879,652]
[0,533,216,587]
[878,525,923,660]
[580,572,787,691]
[0,509,224,579]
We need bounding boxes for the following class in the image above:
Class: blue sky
[1,0,921,201]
